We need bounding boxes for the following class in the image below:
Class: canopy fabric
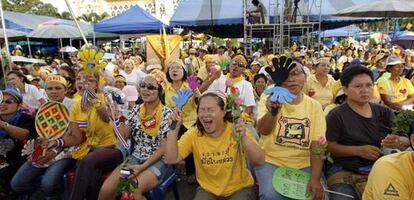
[28,25,81,39]
[393,31,414,49]
[336,0,414,17]
[170,0,379,37]
[0,28,26,38]
[94,5,165,34]
[320,25,361,37]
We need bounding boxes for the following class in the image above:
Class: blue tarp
[94,5,165,34]
[170,0,379,37]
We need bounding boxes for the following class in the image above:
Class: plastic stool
[147,168,180,200]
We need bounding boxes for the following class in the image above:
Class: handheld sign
[35,101,70,139]
[273,167,311,200]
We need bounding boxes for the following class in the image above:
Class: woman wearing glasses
[43,70,122,200]
[99,75,172,200]
[0,87,36,198]
[11,75,77,199]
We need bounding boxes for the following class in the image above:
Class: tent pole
[60,38,64,58]
[0,0,12,71]
[27,38,32,58]
[64,0,89,46]
[70,39,72,47]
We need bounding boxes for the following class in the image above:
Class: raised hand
[265,55,297,86]
[186,76,198,92]
[264,86,296,104]
[172,88,194,110]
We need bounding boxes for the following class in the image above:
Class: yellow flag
[162,26,170,62]
[407,23,413,30]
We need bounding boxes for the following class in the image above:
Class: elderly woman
[303,58,335,109]
[44,71,122,200]
[378,55,414,111]
[256,57,328,200]
[11,75,77,199]
[165,91,264,199]
[99,75,172,200]
[119,59,147,86]
[0,87,35,198]
[7,70,46,109]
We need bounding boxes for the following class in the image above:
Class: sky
[40,0,69,13]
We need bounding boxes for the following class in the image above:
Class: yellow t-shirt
[257,91,326,169]
[363,151,414,200]
[377,77,414,103]
[69,94,117,160]
[72,93,82,101]
[164,83,197,129]
[192,57,205,73]
[178,123,256,197]
[303,74,335,108]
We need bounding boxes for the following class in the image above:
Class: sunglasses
[0,99,19,105]
[139,82,159,91]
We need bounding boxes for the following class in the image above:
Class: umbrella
[28,58,46,65]
[11,56,30,63]
[28,25,81,39]
[393,31,414,49]
[0,28,26,38]
[336,0,414,18]
[59,46,77,53]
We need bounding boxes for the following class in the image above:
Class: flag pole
[64,0,89,47]
[0,0,12,71]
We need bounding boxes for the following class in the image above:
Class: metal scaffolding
[244,0,323,55]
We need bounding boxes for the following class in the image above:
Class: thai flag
[77,121,89,128]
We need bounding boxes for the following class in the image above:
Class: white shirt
[21,83,44,109]
[208,74,256,107]
[119,69,147,86]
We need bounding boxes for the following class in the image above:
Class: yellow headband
[45,75,67,86]
[115,76,126,83]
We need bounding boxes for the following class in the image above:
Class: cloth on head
[45,75,67,86]
[233,55,247,67]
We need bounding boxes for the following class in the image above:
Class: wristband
[51,148,59,154]
[56,138,66,147]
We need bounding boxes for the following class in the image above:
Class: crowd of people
[0,40,413,200]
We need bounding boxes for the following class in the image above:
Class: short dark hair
[340,65,374,87]
[254,73,267,84]
[166,66,187,83]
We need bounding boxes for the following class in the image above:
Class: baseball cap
[2,87,23,103]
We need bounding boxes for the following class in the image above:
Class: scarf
[225,74,245,85]
[0,110,23,138]
[139,102,163,137]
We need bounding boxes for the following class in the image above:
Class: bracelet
[56,138,66,147]
[51,148,60,154]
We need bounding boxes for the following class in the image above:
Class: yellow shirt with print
[72,93,81,101]
[363,151,414,200]
[377,77,414,103]
[69,94,117,160]
[303,74,335,108]
[257,90,326,169]
[178,123,256,197]
[164,83,197,129]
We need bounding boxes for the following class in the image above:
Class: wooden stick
[324,189,354,199]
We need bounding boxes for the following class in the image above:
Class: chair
[147,167,180,200]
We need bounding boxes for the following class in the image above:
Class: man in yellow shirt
[363,131,414,200]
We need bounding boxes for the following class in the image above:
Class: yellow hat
[233,54,247,67]
[115,75,126,83]
[203,54,216,63]
[45,75,67,86]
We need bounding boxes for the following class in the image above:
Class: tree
[77,12,110,23]
[61,11,72,20]
[2,0,61,18]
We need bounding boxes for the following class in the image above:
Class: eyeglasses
[231,61,244,68]
[139,83,158,91]
[0,99,19,105]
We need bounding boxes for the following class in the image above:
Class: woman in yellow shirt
[377,55,414,111]
[303,58,335,109]
[164,60,198,183]
[46,71,122,200]
[165,91,264,199]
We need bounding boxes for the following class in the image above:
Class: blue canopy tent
[94,5,166,34]
[170,0,379,37]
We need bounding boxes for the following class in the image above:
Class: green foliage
[3,0,61,18]
[392,110,414,136]
[77,12,110,23]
